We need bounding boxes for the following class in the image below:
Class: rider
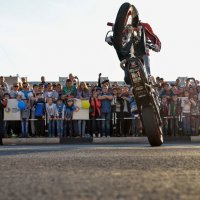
[106,10,161,85]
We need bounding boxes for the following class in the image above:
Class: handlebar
[107,22,114,27]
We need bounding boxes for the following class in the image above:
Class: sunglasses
[14,85,19,87]
[23,85,28,88]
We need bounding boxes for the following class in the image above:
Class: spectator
[98,85,113,137]
[174,78,181,89]
[43,83,58,102]
[159,78,165,89]
[56,83,63,99]
[129,92,141,137]
[21,77,27,84]
[52,83,57,91]
[10,83,19,99]
[89,89,101,137]
[8,83,21,136]
[120,86,132,136]
[111,87,119,136]
[181,90,196,135]
[190,94,199,135]
[188,86,197,97]
[65,99,80,137]
[159,82,174,101]
[3,93,11,137]
[0,76,9,93]
[101,79,112,93]
[160,95,169,135]
[46,97,57,137]
[0,85,4,98]
[34,93,46,137]
[0,96,7,144]
[17,82,31,100]
[168,94,181,136]
[38,83,45,94]
[63,79,77,100]
[17,82,31,138]
[55,98,65,137]
[68,73,78,86]
[76,82,90,137]
[183,79,192,92]
[40,76,47,89]
[29,84,39,136]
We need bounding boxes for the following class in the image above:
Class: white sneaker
[98,133,101,138]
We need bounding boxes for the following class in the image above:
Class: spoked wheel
[141,106,163,146]
[113,3,138,61]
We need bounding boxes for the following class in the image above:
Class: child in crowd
[181,90,196,135]
[55,98,65,137]
[65,99,79,137]
[168,94,181,136]
[17,82,31,138]
[46,97,57,137]
[20,99,30,138]
[34,93,46,137]
[43,83,59,102]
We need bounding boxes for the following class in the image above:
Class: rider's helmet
[131,6,139,28]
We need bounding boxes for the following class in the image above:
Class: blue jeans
[78,120,86,136]
[21,118,29,138]
[48,120,55,137]
[101,112,111,136]
[64,120,71,137]
[143,55,150,75]
[90,117,100,134]
[56,119,64,137]
[182,114,191,135]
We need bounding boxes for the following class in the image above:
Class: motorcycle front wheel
[113,2,138,61]
[141,106,163,146]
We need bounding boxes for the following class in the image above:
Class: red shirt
[140,22,161,50]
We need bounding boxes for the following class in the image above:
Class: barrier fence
[2,114,200,138]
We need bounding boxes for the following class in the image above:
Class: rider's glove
[146,39,160,52]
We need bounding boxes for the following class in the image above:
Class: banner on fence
[73,99,89,120]
[4,99,21,121]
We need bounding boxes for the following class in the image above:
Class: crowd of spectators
[0,74,200,138]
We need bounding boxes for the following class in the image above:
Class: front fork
[121,58,163,126]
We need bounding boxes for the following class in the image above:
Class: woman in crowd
[76,82,90,137]
[89,89,101,137]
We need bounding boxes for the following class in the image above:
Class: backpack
[35,102,45,117]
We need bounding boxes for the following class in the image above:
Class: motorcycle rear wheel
[141,106,163,146]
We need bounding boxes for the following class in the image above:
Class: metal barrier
[2,114,200,138]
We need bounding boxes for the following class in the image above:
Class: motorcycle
[105,2,163,146]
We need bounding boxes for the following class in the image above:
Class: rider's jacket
[140,22,161,52]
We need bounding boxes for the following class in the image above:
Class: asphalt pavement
[0,143,200,200]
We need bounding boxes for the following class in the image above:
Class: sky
[0,0,199,82]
